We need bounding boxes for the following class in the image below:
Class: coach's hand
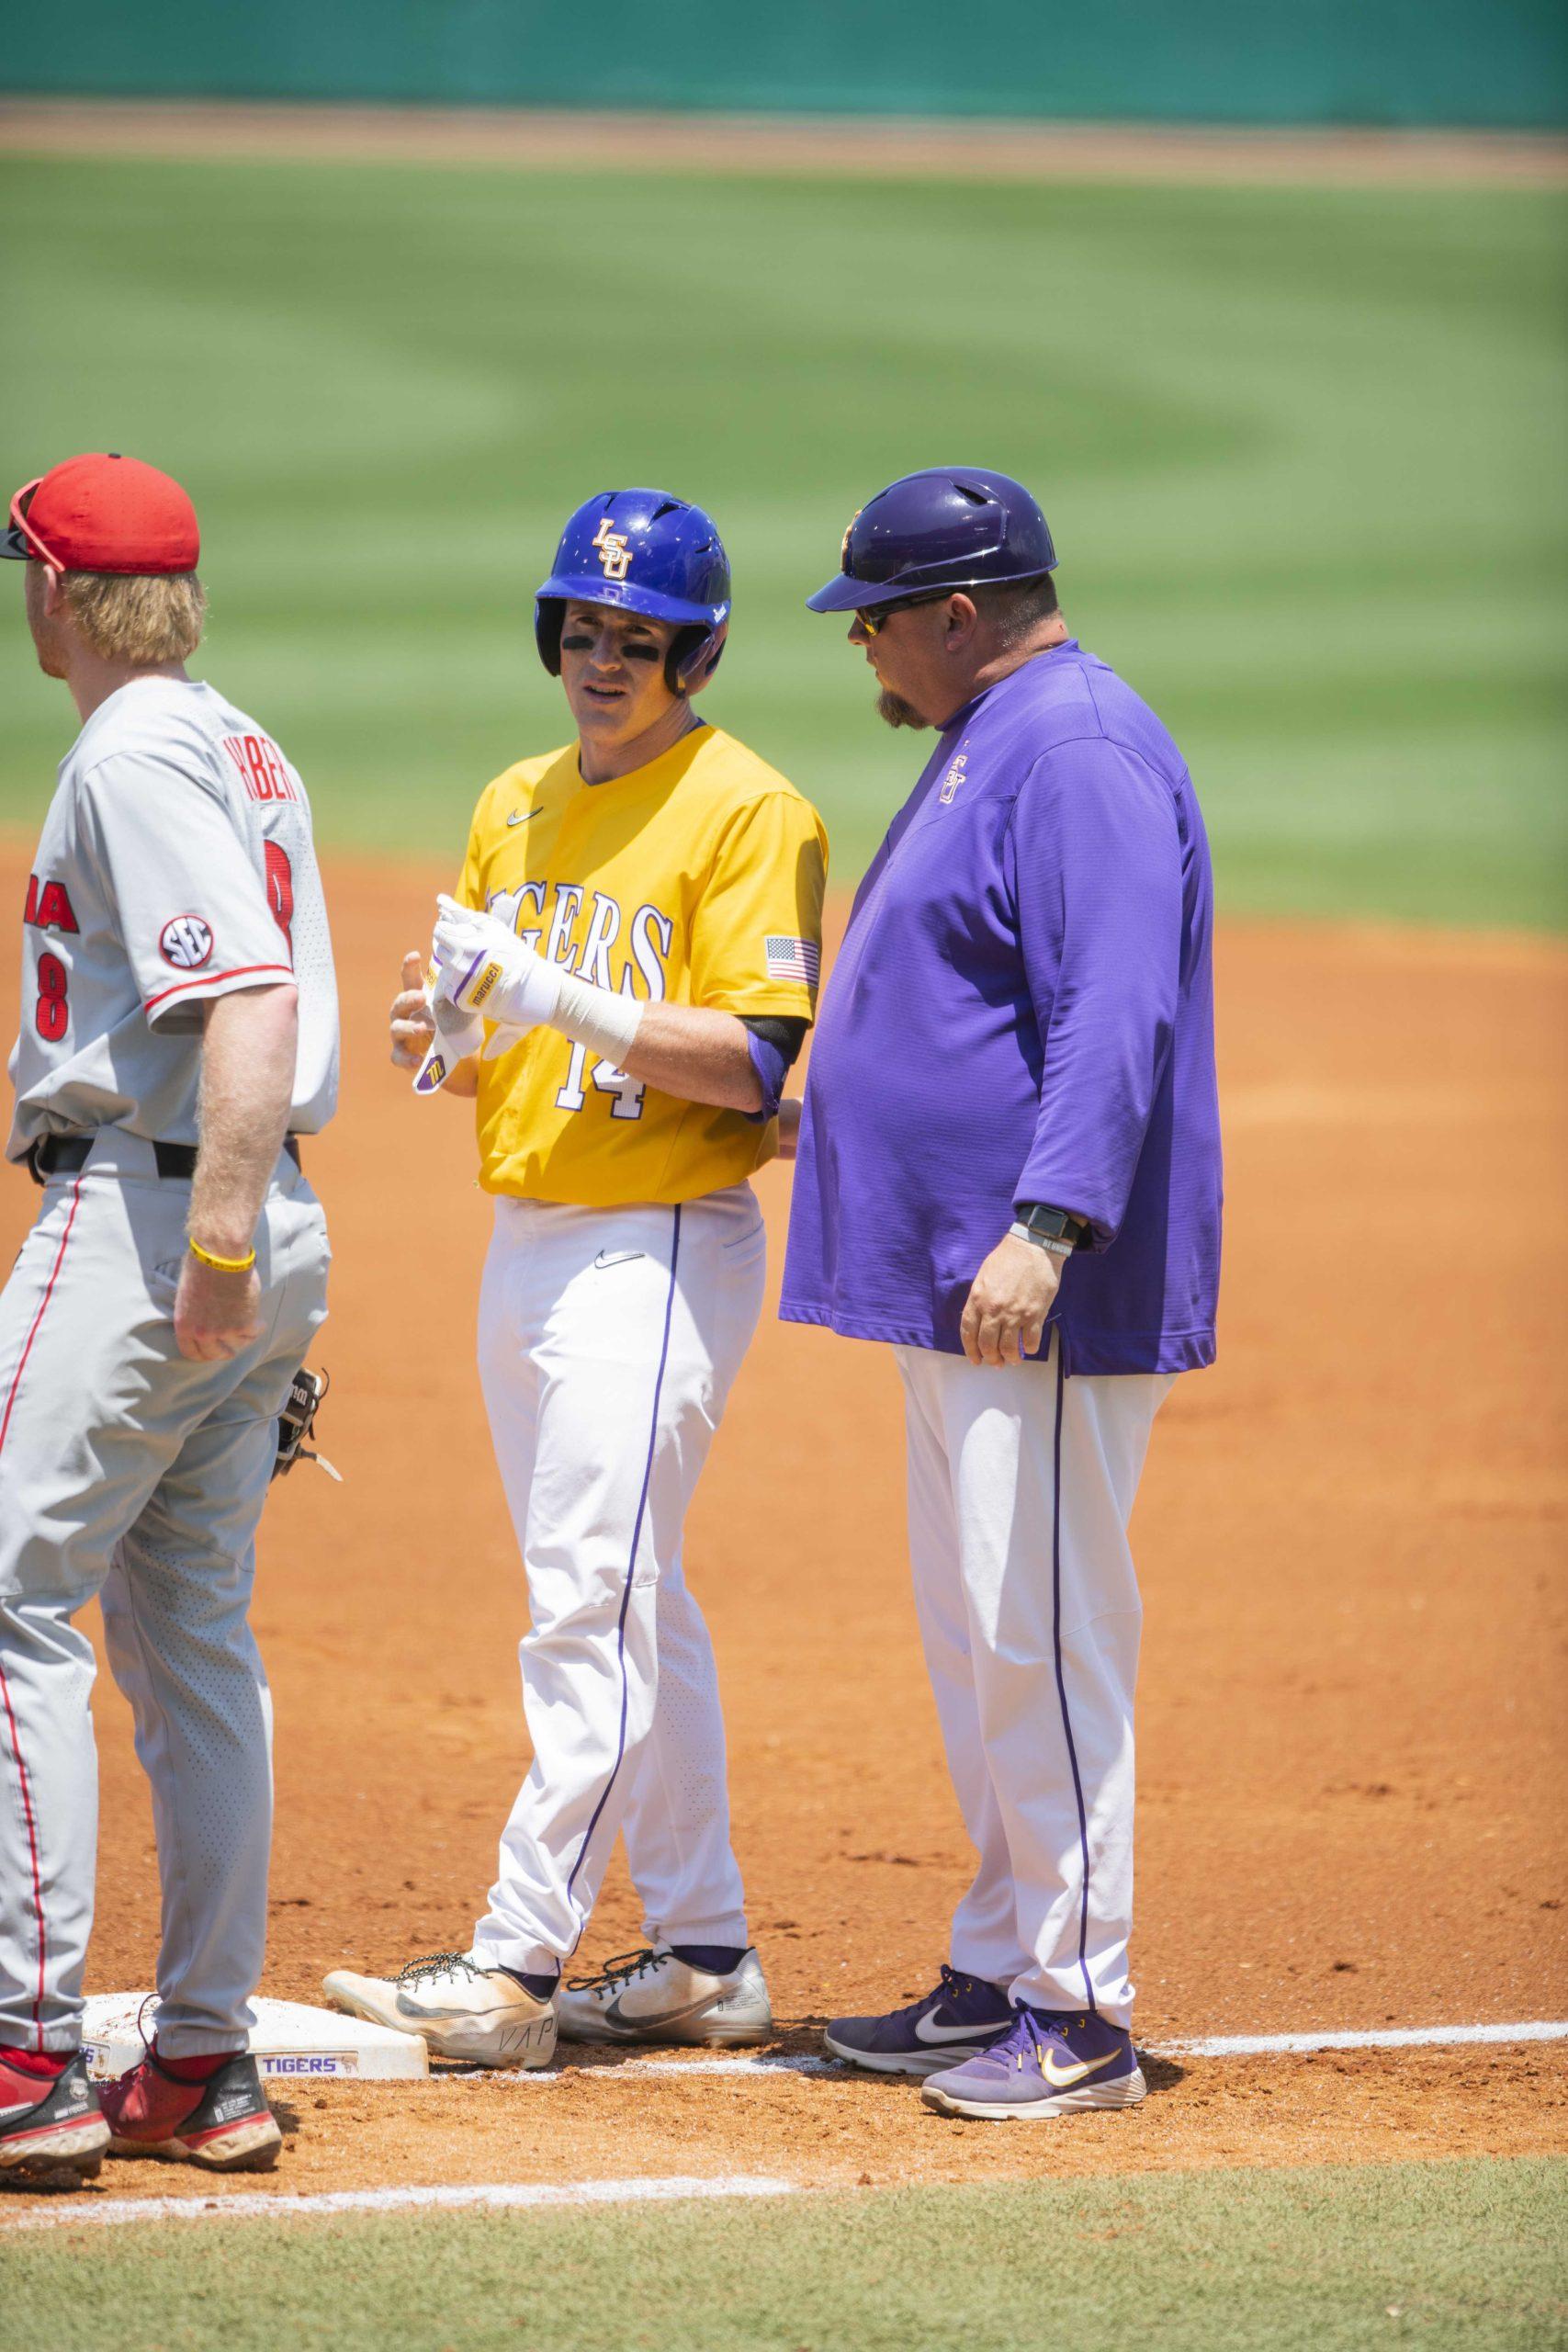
[960,1233,1061,1368]
[174,1253,265,1363]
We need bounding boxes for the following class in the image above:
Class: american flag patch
[764,934,820,986]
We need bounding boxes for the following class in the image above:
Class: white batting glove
[411,988,485,1097]
[431,894,564,1031]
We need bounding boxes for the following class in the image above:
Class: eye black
[621,640,659,664]
[559,631,594,652]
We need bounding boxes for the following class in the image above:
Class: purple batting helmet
[807,467,1056,615]
[536,488,730,692]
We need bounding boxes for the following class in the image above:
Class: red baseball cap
[3,452,200,576]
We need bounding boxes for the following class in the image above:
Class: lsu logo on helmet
[592,516,632,582]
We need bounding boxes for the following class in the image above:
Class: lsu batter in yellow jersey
[458,722,828,1207]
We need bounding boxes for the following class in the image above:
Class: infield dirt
[0,853,1563,2209]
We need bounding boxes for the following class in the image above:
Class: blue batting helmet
[806,468,1056,615]
[535,489,731,692]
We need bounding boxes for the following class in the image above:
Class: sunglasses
[6,479,64,573]
[854,589,953,639]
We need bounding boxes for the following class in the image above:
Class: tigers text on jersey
[7,676,340,1159]
[458,723,827,1207]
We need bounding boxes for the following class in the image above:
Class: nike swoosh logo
[603,1990,723,2033]
[914,2011,998,2045]
[1041,2046,1122,2088]
[592,1250,644,1270]
[506,809,541,827]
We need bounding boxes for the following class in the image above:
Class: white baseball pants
[469,1184,765,1980]
[0,1138,329,2057]
[896,1335,1173,2026]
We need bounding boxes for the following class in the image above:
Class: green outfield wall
[3,0,1565,130]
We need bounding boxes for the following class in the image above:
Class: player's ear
[945,594,979,649]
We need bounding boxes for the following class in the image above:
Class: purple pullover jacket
[780,641,1222,1375]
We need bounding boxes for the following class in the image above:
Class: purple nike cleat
[921,2004,1145,2120]
[824,1965,1015,2077]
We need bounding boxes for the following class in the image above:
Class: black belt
[28,1133,300,1185]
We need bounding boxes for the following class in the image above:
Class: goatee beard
[876,687,929,730]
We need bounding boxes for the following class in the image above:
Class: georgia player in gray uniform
[0,454,338,2180]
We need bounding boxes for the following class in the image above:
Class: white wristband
[550,968,645,1069]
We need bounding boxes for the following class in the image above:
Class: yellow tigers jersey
[457,722,829,1207]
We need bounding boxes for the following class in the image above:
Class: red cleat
[0,2048,109,2178]
[101,2045,282,2172]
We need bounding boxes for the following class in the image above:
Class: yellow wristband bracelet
[187,1236,257,1275]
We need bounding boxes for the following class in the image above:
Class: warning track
[1,98,1564,187]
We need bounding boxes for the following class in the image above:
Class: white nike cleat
[321,1950,557,2069]
[558,1947,773,2047]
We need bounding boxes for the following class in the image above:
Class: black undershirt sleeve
[739,1014,809,1124]
[741,1015,808,1066]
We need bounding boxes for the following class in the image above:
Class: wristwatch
[1008,1203,1089,1259]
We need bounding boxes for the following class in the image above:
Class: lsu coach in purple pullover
[782,469,1221,2122]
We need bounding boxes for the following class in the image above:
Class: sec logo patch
[160,914,214,970]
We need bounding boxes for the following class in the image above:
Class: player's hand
[432,896,561,1031]
[776,1098,803,1160]
[390,950,434,1069]
[959,1233,1062,1368]
[173,1252,265,1363]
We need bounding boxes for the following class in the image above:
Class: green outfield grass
[1,157,1564,925]
[5,2158,1565,2351]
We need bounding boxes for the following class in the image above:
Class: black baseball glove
[274,1365,342,1483]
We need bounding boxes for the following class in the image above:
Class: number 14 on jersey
[555,1042,645,1122]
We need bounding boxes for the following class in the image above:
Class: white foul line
[440,2056,837,2083]
[456,2052,840,2086]
[2,2171,796,2233]
[1154,2019,1568,2058]
[462,2023,1568,2084]
[628,2053,843,2076]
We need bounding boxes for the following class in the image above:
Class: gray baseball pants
[0,1135,328,2057]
